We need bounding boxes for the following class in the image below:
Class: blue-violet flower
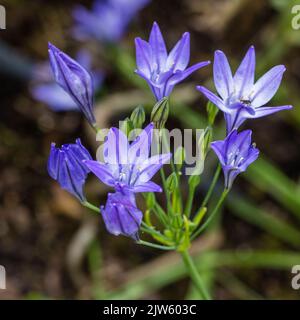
[211,129,259,189]
[48,139,92,201]
[135,22,210,101]
[197,46,292,133]
[101,191,142,240]
[84,123,171,193]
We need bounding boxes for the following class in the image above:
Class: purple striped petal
[149,22,167,70]
[196,85,228,113]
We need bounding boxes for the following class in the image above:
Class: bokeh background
[1,0,300,299]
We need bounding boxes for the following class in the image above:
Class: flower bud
[130,105,146,129]
[48,43,96,126]
[174,146,185,170]
[206,101,219,126]
[150,97,169,129]
[120,117,134,137]
[166,172,178,193]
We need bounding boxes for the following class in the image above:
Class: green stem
[83,201,100,214]
[180,250,211,300]
[192,188,229,240]
[138,240,176,251]
[184,185,196,218]
[201,164,221,208]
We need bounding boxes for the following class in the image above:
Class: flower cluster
[46,22,292,243]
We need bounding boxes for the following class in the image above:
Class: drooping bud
[130,105,146,129]
[151,97,169,129]
[48,43,96,126]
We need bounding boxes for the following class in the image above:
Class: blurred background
[1,0,300,299]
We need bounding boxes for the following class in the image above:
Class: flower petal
[135,37,153,78]
[103,128,129,165]
[251,105,293,118]
[169,61,210,85]
[233,46,255,98]
[251,65,286,108]
[196,85,228,113]
[133,181,162,193]
[136,153,171,184]
[213,50,234,100]
[129,123,153,164]
[83,160,115,187]
[149,22,167,70]
[166,32,190,71]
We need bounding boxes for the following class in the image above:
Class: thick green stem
[192,188,229,240]
[180,250,211,300]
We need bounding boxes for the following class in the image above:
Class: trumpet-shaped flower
[72,0,150,43]
[48,139,92,201]
[197,46,292,133]
[84,123,171,193]
[135,22,210,101]
[211,130,259,189]
[48,43,96,126]
[101,191,142,240]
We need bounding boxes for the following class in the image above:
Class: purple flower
[197,46,292,133]
[211,130,259,189]
[48,139,92,201]
[135,22,210,101]
[48,43,96,126]
[101,190,142,240]
[84,123,171,193]
[32,50,104,112]
[72,0,150,43]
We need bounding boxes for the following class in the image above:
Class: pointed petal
[47,143,60,179]
[83,160,115,187]
[149,22,167,69]
[250,105,292,118]
[103,128,129,165]
[233,46,255,97]
[133,181,162,193]
[136,153,171,184]
[135,37,152,78]
[169,61,210,85]
[213,50,234,100]
[251,65,286,108]
[166,32,190,71]
[196,85,228,113]
[129,123,153,164]
[210,140,226,165]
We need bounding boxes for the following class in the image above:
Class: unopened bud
[151,97,169,129]
[130,105,146,129]
[174,146,186,170]
[166,172,178,193]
